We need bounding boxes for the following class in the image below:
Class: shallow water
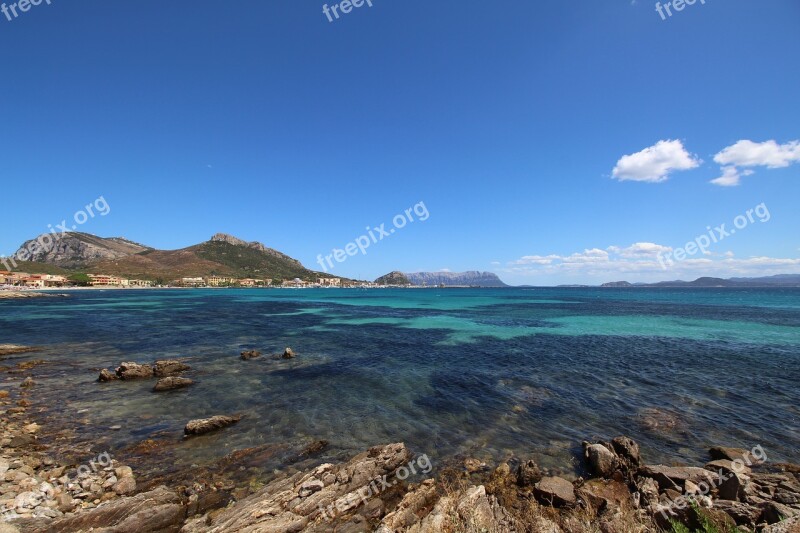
[1,287,798,476]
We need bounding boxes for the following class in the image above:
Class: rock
[533,476,576,507]
[115,466,133,479]
[718,472,749,501]
[710,446,751,461]
[761,515,800,533]
[611,436,642,467]
[184,415,241,437]
[639,464,718,491]
[113,476,136,496]
[654,499,737,532]
[97,368,118,382]
[0,390,9,399]
[153,360,190,377]
[55,492,76,513]
[153,377,194,392]
[577,478,632,515]
[706,459,751,476]
[584,443,618,478]
[378,479,439,531]
[714,500,762,526]
[17,486,185,532]
[181,443,411,533]
[517,459,543,487]
[0,345,38,357]
[115,362,154,380]
[281,347,295,359]
[761,501,798,524]
[20,377,34,388]
[240,350,261,360]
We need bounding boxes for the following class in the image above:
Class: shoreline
[1,348,798,532]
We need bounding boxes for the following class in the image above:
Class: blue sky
[1,0,798,285]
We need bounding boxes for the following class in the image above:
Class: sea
[1,287,798,479]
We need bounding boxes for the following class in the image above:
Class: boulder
[20,377,34,388]
[184,415,241,437]
[153,377,194,392]
[718,472,749,501]
[761,501,798,524]
[576,478,632,515]
[517,459,543,487]
[714,500,762,526]
[706,459,751,476]
[533,476,576,507]
[710,446,750,461]
[153,360,190,377]
[611,436,642,467]
[282,347,296,359]
[116,362,154,380]
[240,350,261,360]
[584,443,618,478]
[98,368,118,382]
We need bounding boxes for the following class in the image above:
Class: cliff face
[13,233,149,268]
[404,271,507,287]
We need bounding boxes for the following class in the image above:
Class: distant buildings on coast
[0,270,373,289]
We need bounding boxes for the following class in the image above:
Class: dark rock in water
[116,362,154,380]
[281,347,295,359]
[184,415,241,436]
[240,350,261,360]
[533,476,576,507]
[611,436,641,467]
[153,359,190,377]
[637,407,684,435]
[98,368,118,382]
[153,377,194,392]
[583,442,618,478]
[14,486,185,533]
[709,446,750,462]
[517,459,543,487]
[295,439,329,459]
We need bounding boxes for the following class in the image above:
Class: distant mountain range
[600,275,800,288]
[375,270,508,287]
[9,232,326,283]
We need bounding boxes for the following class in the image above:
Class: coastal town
[0,271,361,290]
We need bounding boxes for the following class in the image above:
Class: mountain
[13,233,150,269]
[401,271,507,287]
[374,271,411,286]
[601,275,800,288]
[10,233,328,282]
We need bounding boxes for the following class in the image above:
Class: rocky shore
[1,347,799,532]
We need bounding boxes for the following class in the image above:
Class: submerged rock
[0,345,39,357]
[20,377,35,388]
[153,377,194,392]
[184,415,241,437]
[153,360,191,377]
[98,368,118,382]
[240,350,261,360]
[116,362,154,380]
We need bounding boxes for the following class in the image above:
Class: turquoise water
[1,287,798,478]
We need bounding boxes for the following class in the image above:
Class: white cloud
[711,139,800,186]
[504,243,800,283]
[612,140,701,183]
